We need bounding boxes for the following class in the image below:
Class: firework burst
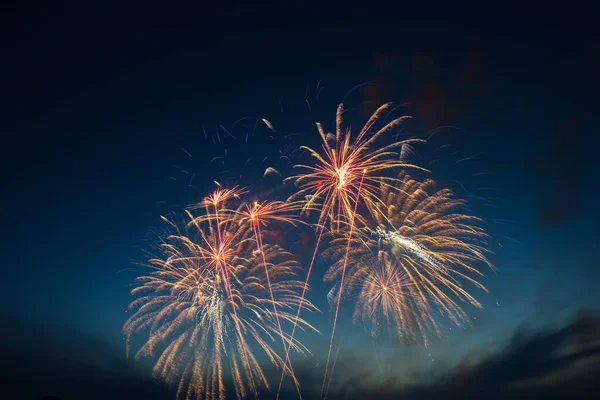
[285,103,426,231]
[281,103,426,398]
[124,193,318,400]
[323,172,493,346]
[125,98,494,400]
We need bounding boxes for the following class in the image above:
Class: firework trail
[124,191,318,400]
[323,172,493,348]
[281,103,426,398]
[233,199,309,397]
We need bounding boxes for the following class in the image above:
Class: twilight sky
[1,3,599,399]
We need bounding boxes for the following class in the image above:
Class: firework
[124,193,318,400]
[125,98,494,400]
[323,172,492,346]
[233,199,306,228]
[285,103,426,231]
[233,199,309,397]
[281,103,426,398]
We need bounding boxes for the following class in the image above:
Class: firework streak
[125,103,492,400]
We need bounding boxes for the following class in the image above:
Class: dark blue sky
[2,2,599,399]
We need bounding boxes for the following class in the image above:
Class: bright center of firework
[383,286,388,291]
[335,166,348,189]
[374,227,443,271]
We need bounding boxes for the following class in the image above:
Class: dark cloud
[358,47,497,131]
[272,311,600,399]
[408,47,497,129]
[321,310,600,399]
[4,310,599,399]
[0,316,174,400]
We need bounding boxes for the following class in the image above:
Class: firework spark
[125,99,494,400]
[234,199,309,397]
[280,103,426,398]
[285,103,426,231]
[323,172,492,346]
[124,195,318,400]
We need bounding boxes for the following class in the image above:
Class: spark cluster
[283,103,428,396]
[323,172,492,346]
[125,102,493,400]
[124,192,317,400]
[285,103,426,232]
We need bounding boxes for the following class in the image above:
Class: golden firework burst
[323,172,492,345]
[124,195,318,400]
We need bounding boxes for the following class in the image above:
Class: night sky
[2,3,599,399]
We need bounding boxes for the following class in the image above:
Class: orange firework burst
[323,172,493,346]
[285,103,426,232]
[187,186,248,303]
[281,103,426,398]
[124,193,318,400]
[123,96,496,400]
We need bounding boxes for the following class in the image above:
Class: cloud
[321,310,600,399]
[361,47,497,130]
[5,311,599,399]
[0,315,173,400]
